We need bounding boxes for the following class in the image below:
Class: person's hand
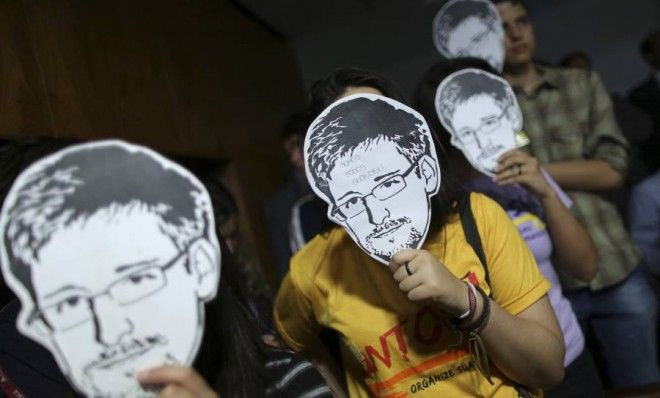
[389,249,468,317]
[136,366,219,398]
[495,150,554,199]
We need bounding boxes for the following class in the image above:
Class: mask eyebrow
[374,170,400,182]
[114,258,158,273]
[337,191,361,203]
[43,284,86,300]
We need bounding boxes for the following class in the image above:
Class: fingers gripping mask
[305,94,441,264]
[0,140,221,397]
[435,68,523,176]
[432,0,506,72]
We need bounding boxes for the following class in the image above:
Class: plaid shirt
[513,66,640,291]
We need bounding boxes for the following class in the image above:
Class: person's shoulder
[468,191,506,218]
[289,227,350,279]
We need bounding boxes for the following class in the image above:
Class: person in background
[196,173,273,305]
[274,69,565,397]
[418,58,603,397]
[629,29,660,174]
[495,0,660,388]
[560,51,653,213]
[629,170,660,280]
[264,112,325,285]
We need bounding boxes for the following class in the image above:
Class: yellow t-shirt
[274,193,551,397]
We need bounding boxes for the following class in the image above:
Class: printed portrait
[0,140,221,397]
[435,68,523,176]
[433,0,506,72]
[305,94,441,264]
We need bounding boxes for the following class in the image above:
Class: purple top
[464,172,584,366]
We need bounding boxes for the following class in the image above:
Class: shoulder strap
[459,192,491,287]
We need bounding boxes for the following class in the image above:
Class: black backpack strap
[459,192,491,288]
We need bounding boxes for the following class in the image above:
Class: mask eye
[374,176,406,200]
[41,295,91,331]
[56,296,84,314]
[127,270,159,286]
[112,267,167,305]
[341,197,361,211]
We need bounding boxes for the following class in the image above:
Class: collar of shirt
[511,64,561,97]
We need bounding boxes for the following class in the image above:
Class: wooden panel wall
[0,0,305,286]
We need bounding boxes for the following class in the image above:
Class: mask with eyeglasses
[304,93,441,265]
[31,249,188,332]
[331,162,417,221]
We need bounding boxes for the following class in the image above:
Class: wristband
[453,285,493,385]
[455,282,477,321]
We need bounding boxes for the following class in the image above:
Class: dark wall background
[0,0,306,298]
[289,0,660,99]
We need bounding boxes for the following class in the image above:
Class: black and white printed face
[435,69,522,176]
[327,139,436,262]
[0,141,221,397]
[305,94,441,264]
[33,208,202,397]
[433,0,505,72]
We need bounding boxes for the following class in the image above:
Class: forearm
[544,160,623,191]
[480,296,565,389]
[540,192,598,281]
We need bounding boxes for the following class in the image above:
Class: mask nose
[364,196,390,225]
[91,297,134,347]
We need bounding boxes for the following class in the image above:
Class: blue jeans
[566,266,660,389]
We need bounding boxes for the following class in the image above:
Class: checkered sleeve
[584,72,630,175]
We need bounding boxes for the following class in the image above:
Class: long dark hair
[194,236,267,398]
[307,67,463,235]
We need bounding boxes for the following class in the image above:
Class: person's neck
[504,61,541,95]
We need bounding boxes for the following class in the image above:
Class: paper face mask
[433,0,505,72]
[305,94,441,264]
[0,140,221,397]
[435,68,523,176]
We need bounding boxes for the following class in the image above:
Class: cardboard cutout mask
[433,0,506,72]
[435,68,523,176]
[0,140,221,397]
[305,94,441,264]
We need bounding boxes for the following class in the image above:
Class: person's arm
[390,249,564,388]
[545,72,630,192]
[273,273,348,397]
[496,150,598,282]
[543,159,623,191]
